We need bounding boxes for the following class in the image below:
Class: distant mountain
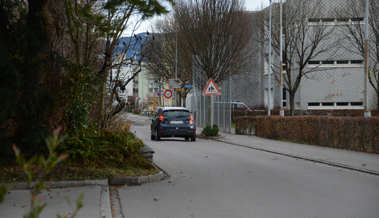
[113,32,160,60]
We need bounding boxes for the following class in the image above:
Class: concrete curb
[110,171,164,186]
[197,135,225,140]
[3,179,109,190]
[210,138,379,176]
[100,185,112,218]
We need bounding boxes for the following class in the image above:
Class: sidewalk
[197,126,379,175]
[0,180,111,218]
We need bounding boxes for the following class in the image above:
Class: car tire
[191,135,196,142]
[155,130,160,141]
[151,132,155,140]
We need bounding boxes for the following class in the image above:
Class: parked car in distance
[213,101,252,111]
[149,107,196,141]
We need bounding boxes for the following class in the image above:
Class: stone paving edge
[110,171,164,186]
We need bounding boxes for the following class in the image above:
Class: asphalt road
[119,114,379,218]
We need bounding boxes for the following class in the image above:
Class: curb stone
[3,179,109,190]
[110,171,164,186]
[196,135,224,140]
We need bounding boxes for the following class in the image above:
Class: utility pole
[268,0,272,116]
[364,0,371,117]
[279,0,284,117]
[175,19,178,107]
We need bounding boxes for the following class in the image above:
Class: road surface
[118,113,379,218]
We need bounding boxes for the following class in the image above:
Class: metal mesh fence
[193,77,232,133]
[190,0,378,129]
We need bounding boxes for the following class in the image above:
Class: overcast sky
[130,0,272,35]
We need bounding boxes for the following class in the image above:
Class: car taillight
[190,115,194,124]
[159,115,164,122]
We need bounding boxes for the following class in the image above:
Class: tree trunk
[27,0,66,55]
[289,92,295,116]
[98,50,112,124]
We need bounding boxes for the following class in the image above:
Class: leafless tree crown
[175,0,252,88]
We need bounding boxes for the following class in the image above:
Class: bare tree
[174,0,252,88]
[337,0,379,110]
[147,16,193,107]
[256,0,341,116]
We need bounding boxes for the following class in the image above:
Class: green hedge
[235,116,379,153]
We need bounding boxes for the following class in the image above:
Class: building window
[336,102,349,106]
[337,60,349,64]
[351,60,363,64]
[351,17,364,23]
[308,59,363,68]
[351,102,363,106]
[308,102,364,109]
[309,18,320,22]
[309,17,364,26]
[308,61,320,65]
[322,102,334,106]
[322,18,335,24]
[308,102,320,106]
[337,18,349,22]
[322,61,334,65]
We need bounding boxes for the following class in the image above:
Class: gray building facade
[235,0,377,111]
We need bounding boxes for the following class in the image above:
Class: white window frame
[308,60,364,68]
[308,17,365,26]
[307,102,364,110]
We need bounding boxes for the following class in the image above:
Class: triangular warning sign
[202,78,221,96]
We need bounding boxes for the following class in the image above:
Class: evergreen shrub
[201,124,219,137]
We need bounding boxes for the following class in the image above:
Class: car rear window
[163,110,190,118]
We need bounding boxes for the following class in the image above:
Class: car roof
[161,106,189,111]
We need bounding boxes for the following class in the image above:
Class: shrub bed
[232,110,378,122]
[235,116,379,153]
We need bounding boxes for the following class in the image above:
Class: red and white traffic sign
[168,78,182,89]
[164,90,173,98]
[202,78,221,96]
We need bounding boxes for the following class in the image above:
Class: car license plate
[170,121,183,124]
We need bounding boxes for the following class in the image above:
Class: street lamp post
[364,0,371,117]
[279,0,284,117]
[268,0,272,116]
[175,19,178,107]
